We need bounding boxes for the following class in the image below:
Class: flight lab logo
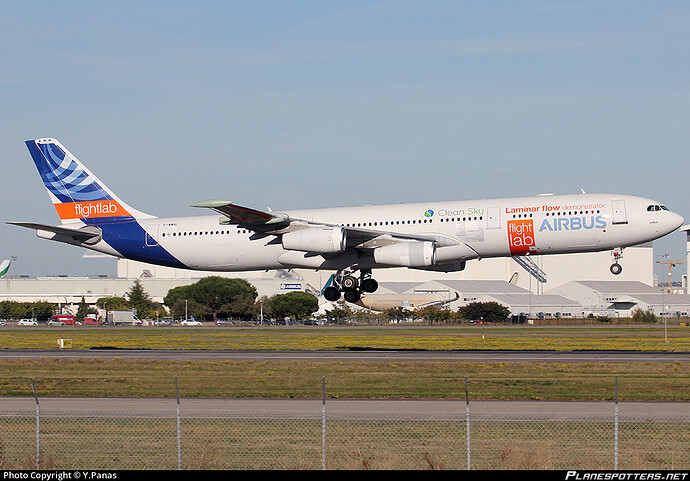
[55,200,130,220]
[507,219,536,255]
[424,209,434,218]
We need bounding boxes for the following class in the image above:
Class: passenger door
[612,200,628,225]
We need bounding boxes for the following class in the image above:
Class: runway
[0,396,687,420]
[0,348,688,362]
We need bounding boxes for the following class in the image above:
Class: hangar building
[547,281,690,319]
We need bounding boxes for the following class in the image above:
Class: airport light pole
[659,253,669,344]
[662,285,667,344]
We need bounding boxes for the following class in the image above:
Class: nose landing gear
[323,269,379,303]
[610,248,623,275]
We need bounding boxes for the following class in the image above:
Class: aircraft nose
[669,212,684,231]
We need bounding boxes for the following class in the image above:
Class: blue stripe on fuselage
[86,219,187,269]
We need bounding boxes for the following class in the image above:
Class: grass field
[1,324,688,351]
[0,325,688,401]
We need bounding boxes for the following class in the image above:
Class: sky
[1,1,688,282]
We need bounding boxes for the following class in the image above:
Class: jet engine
[281,226,347,254]
[373,241,436,267]
[434,244,478,263]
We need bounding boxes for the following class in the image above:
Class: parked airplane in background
[0,259,10,278]
[9,138,685,304]
[356,292,460,312]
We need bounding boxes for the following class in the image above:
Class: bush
[631,308,657,323]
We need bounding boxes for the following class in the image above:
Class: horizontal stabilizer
[8,222,102,245]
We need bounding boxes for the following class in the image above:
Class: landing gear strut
[323,269,379,303]
[610,248,623,275]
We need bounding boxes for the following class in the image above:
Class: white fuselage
[89,192,683,273]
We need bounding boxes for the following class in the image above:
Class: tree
[414,305,455,323]
[0,301,56,320]
[163,285,205,320]
[95,297,129,311]
[163,277,258,321]
[457,301,510,323]
[191,277,257,321]
[75,297,97,323]
[323,300,354,322]
[269,291,319,320]
[384,306,412,322]
[126,279,157,319]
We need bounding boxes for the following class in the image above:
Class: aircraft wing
[190,200,291,228]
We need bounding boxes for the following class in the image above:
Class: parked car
[18,319,37,326]
[215,319,234,326]
[47,319,65,326]
[156,317,173,326]
[0,320,6,326]
[180,320,202,326]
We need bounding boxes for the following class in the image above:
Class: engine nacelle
[373,241,436,267]
[282,226,347,254]
[435,244,478,263]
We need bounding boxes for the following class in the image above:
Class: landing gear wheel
[343,289,361,303]
[610,248,623,275]
[341,275,358,290]
[324,286,341,302]
[361,278,378,293]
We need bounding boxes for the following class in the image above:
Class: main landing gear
[610,248,623,275]
[323,269,379,303]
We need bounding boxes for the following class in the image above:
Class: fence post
[614,375,619,470]
[30,379,39,470]
[175,376,181,470]
[321,376,326,470]
[465,376,471,470]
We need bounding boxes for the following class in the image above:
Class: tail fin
[25,138,153,224]
[0,259,10,278]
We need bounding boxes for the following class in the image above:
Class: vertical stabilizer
[0,260,10,278]
[25,138,153,224]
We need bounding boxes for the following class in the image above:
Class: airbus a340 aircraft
[10,138,685,304]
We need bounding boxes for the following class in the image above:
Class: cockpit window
[647,204,669,212]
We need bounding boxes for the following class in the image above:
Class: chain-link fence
[0,379,687,470]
